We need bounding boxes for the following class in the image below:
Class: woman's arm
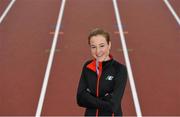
[110,65,128,112]
[76,65,112,111]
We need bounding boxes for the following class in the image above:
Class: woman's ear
[108,41,111,50]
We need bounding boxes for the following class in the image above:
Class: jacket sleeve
[110,65,127,112]
[76,64,112,111]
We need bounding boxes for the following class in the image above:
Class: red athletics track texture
[118,0,180,116]
[169,0,180,18]
[0,0,11,17]
[0,0,61,115]
[0,0,180,116]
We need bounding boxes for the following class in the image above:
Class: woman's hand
[100,93,113,101]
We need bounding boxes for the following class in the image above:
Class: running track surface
[0,0,179,116]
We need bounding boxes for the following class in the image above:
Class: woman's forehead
[90,35,107,44]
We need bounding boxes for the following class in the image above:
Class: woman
[76,28,127,116]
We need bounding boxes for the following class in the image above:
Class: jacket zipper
[96,62,102,117]
[95,62,114,117]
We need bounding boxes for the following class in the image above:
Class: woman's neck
[103,55,111,61]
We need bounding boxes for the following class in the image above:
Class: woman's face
[89,35,111,62]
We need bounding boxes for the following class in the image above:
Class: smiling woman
[88,28,111,62]
[76,28,128,116]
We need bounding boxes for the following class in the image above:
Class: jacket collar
[86,55,113,72]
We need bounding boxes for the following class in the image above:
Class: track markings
[163,0,180,26]
[49,31,64,35]
[112,0,142,116]
[45,49,61,53]
[117,48,133,52]
[114,31,128,35]
[0,0,16,24]
[35,0,66,116]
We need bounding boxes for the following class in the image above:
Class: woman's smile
[89,35,111,62]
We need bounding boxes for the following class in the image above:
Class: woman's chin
[96,57,105,62]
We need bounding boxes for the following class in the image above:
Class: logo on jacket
[105,75,114,80]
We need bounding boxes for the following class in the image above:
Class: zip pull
[96,59,99,75]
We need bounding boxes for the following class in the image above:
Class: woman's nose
[96,48,103,56]
[96,47,100,54]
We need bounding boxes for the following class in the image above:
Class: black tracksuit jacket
[76,57,127,116]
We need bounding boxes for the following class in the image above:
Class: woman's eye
[100,45,104,47]
[91,46,96,49]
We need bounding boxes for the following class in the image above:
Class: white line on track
[112,0,142,116]
[163,0,180,26]
[35,0,66,116]
[0,0,16,24]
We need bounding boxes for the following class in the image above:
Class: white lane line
[112,0,142,116]
[0,0,16,24]
[35,0,66,116]
[163,0,180,26]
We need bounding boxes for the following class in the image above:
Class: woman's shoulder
[112,59,126,70]
[83,59,93,66]
[112,59,127,78]
[81,59,94,69]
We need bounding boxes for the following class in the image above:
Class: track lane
[118,0,180,115]
[0,0,61,115]
[42,0,135,116]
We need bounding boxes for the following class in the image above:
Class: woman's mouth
[96,52,104,58]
